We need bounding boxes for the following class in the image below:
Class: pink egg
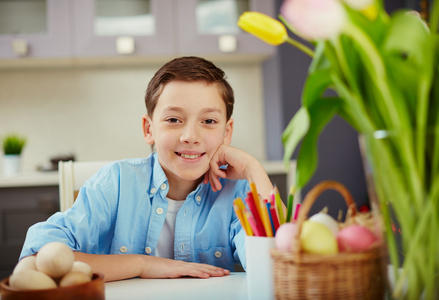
[336,225,377,252]
[275,222,298,251]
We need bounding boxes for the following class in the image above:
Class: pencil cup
[245,236,275,300]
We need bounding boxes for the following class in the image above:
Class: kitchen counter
[105,272,250,300]
[0,160,295,190]
[0,171,59,188]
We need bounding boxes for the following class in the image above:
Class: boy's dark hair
[145,56,234,120]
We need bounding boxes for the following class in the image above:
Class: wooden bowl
[0,273,105,300]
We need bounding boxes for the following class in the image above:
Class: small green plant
[3,134,27,155]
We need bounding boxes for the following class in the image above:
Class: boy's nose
[180,124,200,144]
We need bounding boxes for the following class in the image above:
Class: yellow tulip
[361,4,378,21]
[238,12,288,46]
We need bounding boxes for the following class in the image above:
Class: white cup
[245,236,275,300]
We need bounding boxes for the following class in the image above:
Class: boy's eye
[203,119,217,125]
[166,118,181,123]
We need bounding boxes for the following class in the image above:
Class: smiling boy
[20,57,274,281]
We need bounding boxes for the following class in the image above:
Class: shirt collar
[148,152,208,204]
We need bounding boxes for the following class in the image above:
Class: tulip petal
[280,0,347,41]
[238,12,287,46]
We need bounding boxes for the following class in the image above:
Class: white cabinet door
[175,0,275,58]
[72,0,175,57]
[0,0,70,59]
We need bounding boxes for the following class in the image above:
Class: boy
[20,57,274,282]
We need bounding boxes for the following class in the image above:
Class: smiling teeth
[180,153,201,159]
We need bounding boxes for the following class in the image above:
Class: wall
[0,62,267,172]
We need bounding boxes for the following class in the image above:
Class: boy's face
[142,80,233,188]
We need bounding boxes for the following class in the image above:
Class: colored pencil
[233,198,253,236]
[265,200,276,234]
[245,211,262,236]
[286,186,295,222]
[250,182,273,237]
[245,192,266,236]
[269,203,280,231]
[293,203,301,221]
[274,185,285,225]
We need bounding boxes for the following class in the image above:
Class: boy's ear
[142,114,155,145]
[223,118,234,145]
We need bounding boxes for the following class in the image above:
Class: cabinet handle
[12,39,29,56]
[218,35,237,53]
[116,36,135,55]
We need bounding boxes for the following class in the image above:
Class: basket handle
[291,180,357,255]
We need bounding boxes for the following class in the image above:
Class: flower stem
[285,37,314,58]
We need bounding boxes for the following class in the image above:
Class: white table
[105,273,249,300]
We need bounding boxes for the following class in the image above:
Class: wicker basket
[271,181,387,300]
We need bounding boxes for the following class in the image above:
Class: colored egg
[301,221,338,254]
[337,225,377,252]
[309,213,339,237]
[275,222,298,251]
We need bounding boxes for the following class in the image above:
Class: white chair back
[58,160,112,212]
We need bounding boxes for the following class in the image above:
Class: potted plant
[2,134,27,176]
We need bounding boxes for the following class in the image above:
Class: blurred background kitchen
[0,0,422,277]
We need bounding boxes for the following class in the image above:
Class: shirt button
[156,207,164,215]
[196,196,201,202]
[160,183,167,190]
[120,246,127,253]
[214,251,222,258]
[150,187,156,194]
[145,247,151,254]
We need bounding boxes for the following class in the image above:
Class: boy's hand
[204,145,273,198]
[140,256,230,279]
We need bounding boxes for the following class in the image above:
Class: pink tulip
[280,0,347,41]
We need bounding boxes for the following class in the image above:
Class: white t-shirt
[155,198,184,259]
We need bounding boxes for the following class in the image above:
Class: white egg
[70,261,93,279]
[13,256,37,274]
[36,242,74,278]
[9,269,57,290]
[309,213,339,237]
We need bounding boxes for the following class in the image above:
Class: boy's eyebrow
[199,108,222,115]
[162,106,223,115]
[162,106,184,113]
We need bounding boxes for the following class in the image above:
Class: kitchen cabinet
[0,186,59,279]
[72,0,275,59]
[0,0,70,59]
[0,0,275,64]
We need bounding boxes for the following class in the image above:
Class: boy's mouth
[176,152,205,159]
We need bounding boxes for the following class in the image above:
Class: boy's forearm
[246,159,273,200]
[73,252,229,282]
[74,252,143,282]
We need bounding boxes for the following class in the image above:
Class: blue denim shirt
[20,152,249,271]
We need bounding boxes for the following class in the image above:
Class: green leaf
[3,134,27,155]
[383,11,431,67]
[281,107,310,169]
[302,68,333,108]
[295,97,343,188]
[308,41,330,74]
